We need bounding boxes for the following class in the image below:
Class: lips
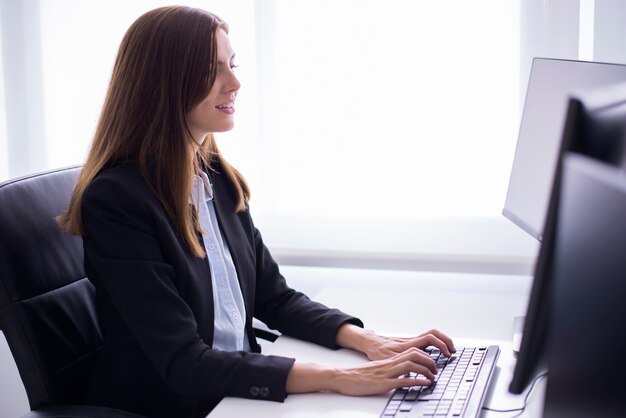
[215,101,235,115]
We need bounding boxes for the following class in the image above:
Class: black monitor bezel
[508,80,626,394]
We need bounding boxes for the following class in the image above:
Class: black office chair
[0,167,144,418]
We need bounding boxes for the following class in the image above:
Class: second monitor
[503,57,626,241]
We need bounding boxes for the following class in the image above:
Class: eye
[230,63,239,70]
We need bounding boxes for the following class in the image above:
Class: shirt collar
[191,171,214,204]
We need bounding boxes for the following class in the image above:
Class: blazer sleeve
[82,172,294,402]
[251,226,364,349]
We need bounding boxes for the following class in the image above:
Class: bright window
[3,1,551,271]
[249,0,520,222]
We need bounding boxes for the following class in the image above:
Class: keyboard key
[399,402,413,412]
[442,391,457,400]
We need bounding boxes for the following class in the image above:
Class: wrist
[335,323,379,354]
[286,362,340,393]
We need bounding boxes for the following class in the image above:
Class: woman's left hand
[336,324,456,361]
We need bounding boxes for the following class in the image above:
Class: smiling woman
[3,1,626,415]
[3,0,622,266]
[186,29,241,143]
[52,6,459,417]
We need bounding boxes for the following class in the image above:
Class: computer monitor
[543,153,626,418]
[503,58,626,241]
[509,80,626,395]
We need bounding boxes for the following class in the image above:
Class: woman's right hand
[286,347,439,396]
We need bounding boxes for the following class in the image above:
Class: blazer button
[260,387,270,397]
[249,386,260,397]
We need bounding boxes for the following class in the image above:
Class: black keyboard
[381,345,500,417]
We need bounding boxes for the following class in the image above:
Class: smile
[215,102,235,115]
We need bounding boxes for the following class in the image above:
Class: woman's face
[187,29,240,144]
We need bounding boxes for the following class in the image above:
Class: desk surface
[211,336,546,418]
[209,270,545,417]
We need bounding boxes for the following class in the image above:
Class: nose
[227,68,241,93]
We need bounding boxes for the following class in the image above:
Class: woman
[59,6,455,418]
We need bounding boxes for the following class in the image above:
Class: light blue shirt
[191,172,251,352]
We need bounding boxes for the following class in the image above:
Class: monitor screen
[544,153,626,417]
[503,58,626,241]
[508,80,626,395]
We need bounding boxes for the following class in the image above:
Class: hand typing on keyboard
[287,325,457,396]
[336,325,457,361]
[296,325,455,396]
[320,347,440,396]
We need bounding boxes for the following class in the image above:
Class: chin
[213,123,235,133]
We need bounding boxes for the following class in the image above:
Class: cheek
[191,102,213,123]
[200,103,214,118]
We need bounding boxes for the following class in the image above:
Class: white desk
[210,269,545,417]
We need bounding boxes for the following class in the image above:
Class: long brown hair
[58,6,249,257]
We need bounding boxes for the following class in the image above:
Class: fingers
[374,374,431,396]
[337,350,438,396]
[381,355,437,392]
[406,329,455,357]
[387,360,436,381]
[388,347,437,376]
[422,329,456,354]
[396,376,433,388]
[363,330,455,363]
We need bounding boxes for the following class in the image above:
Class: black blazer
[81,162,362,418]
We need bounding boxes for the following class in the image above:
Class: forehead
[216,28,234,58]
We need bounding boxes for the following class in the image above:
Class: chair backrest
[0,166,103,410]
